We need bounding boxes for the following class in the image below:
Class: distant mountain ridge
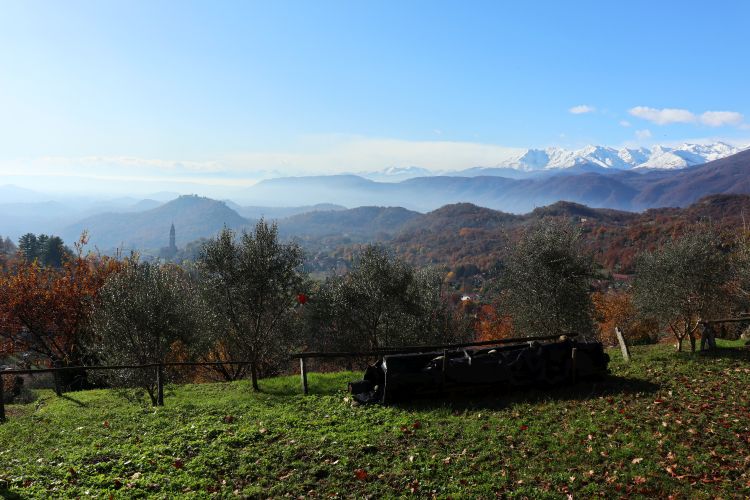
[357,142,745,181]
[478,141,741,172]
[242,148,750,213]
[6,147,750,253]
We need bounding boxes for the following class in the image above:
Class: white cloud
[628,106,696,125]
[619,120,631,127]
[629,106,745,128]
[700,111,744,127]
[0,136,529,188]
[635,129,652,140]
[569,104,596,114]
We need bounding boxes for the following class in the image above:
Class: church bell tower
[169,223,176,250]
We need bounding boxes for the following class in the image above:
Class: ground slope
[1,342,749,498]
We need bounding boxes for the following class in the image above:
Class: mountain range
[3,145,750,252]
[240,148,750,212]
[358,142,746,181]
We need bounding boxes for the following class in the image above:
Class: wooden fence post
[0,374,6,423]
[53,370,62,397]
[614,327,631,363]
[570,347,578,383]
[156,364,164,406]
[300,358,308,395]
[441,349,448,389]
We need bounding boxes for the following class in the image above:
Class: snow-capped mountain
[635,142,741,170]
[357,142,746,181]
[490,142,743,172]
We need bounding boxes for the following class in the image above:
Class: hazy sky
[1,1,749,195]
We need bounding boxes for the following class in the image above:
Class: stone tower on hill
[169,223,176,250]
[160,223,178,259]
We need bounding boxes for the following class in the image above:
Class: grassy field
[1,341,749,498]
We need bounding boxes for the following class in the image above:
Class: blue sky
[1,1,749,194]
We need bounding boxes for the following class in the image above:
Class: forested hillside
[383,194,750,273]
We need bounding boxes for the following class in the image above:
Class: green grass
[2,342,750,498]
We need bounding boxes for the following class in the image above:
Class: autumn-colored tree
[0,234,122,371]
[592,290,658,346]
[474,304,514,341]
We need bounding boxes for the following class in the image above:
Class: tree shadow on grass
[59,394,88,407]
[394,375,661,411]
[698,346,750,361]
[0,486,24,499]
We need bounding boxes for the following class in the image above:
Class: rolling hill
[388,194,750,272]
[226,202,347,220]
[62,195,252,251]
[278,206,421,240]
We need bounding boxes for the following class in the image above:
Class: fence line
[290,333,577,360]
[0,360,254,423]
[1,333,575,422]
[0,360,253,376]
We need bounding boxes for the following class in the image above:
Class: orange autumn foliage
[0,235,123,366]
[474,304,514,341]
[593,290,658,346]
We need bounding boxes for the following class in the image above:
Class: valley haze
[3,146,750,255]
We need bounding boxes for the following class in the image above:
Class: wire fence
[1,333,573,423]
[0,360,255,422]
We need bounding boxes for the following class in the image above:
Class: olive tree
[633,229,732,352]
[727,230,750,314]
[407,267,475,345]
[198,221,305,390]
[90,262,207,405]
[305,246,473,352]
[500,220,596,338]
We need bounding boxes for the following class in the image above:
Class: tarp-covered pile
[349,338,609,404]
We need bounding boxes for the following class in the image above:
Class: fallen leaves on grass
[354,469,369,481]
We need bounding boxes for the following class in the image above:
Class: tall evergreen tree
[17,233,39,262]
[40,236,68,267]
